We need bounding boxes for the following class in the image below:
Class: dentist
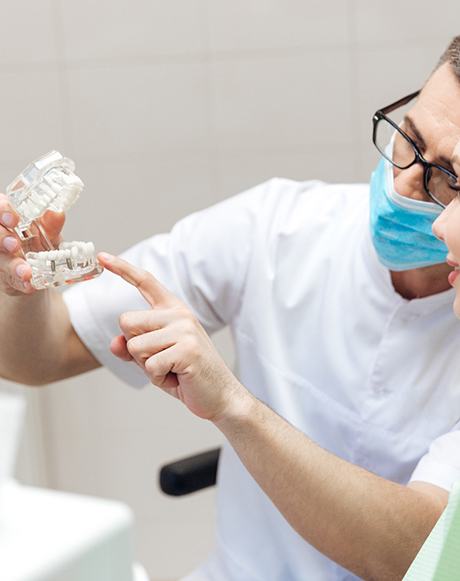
[1,36,460,581]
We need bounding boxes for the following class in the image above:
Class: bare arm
[1,289,100,385]
[215,397,446,581]
[101,253,448,581]
[0,194,100,385]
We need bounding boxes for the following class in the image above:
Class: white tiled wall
[1,1,458,579]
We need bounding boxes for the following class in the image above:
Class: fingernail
[2,212,14,227]
[98,252,114,262]
[3,236,17,252]
[16,264,28,279]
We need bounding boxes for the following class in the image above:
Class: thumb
[110,334,133,361]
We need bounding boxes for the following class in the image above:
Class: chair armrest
[159,448,221,496]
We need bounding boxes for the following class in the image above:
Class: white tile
[59,0,208,62]
[352,1,460,46]
[210,51,353,151]
[58,152,216,254]
[214,146,358,199]
[43,387,222,521]
[0,0,57,65]
[43,413,221,528]
[135,514,216,579]
[355,147,381,184]
[65,64,210,158]
[352,45,444,146]
[0,71,65,165]
[43,368,223,442]
[208,0,352,52]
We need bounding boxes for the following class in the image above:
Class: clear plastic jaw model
[6,151,102,290]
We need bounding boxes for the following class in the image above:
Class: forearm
[1,290,75,385]
[215,394,444,580]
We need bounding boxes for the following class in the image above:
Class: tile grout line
[52,0,74,154]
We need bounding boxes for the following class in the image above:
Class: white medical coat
[63,178,460,581]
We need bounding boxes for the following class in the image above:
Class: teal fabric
[369,157,447,271]
[404,482,460,580]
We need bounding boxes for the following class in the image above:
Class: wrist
[213,380,258,431]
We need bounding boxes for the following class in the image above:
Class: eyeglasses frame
[372,90,459,208]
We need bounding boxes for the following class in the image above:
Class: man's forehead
[416,64,460,128]
[408,65,460,165]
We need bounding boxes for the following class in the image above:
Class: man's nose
[432,205,450,241]
[394,163,428,202]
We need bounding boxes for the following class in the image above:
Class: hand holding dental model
[0,151,101,294]
[98,252,248,422]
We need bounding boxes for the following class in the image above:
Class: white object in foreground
[0,481,136,581]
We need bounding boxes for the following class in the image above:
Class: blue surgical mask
[369,144,447,271]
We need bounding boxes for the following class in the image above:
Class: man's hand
[0,193,65,296]
[98,252,249,422]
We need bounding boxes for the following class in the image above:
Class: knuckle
[136,270,151,288]
[178,311,197,332]
[145,357,158,375]
[0,194,11,211]
[126,336,140,354]
[118,312,131,331]
[173,305,192,320]
[183,335,200,358]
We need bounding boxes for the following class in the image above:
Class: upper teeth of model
[26,241,96,271]
[17,171,83,224]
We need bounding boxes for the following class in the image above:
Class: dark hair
[437,35,460,79]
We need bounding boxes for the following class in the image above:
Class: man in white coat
[1,36,460,581]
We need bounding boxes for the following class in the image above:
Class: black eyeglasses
[372,91,460,208]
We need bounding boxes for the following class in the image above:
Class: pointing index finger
[97,252,173,307]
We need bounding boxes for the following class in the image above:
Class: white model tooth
[41,184,55,199]
[85,242,95,258]
[64,249,71,259]
[64,173,83,187]
[71,246,79,260]
[46,175,62,193]
[25,199,36,217]
[30,191,42,205]
[36,198,47,211]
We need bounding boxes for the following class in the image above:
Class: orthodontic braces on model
[6,151,102,290]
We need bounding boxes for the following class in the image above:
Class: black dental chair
[159,447,221,496]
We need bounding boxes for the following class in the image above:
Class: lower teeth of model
[26,241,97,282]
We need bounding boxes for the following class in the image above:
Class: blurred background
[0,1,458,579]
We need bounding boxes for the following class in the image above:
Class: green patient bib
[404,481,460,580]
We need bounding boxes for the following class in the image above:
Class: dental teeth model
[6,151,102,290]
